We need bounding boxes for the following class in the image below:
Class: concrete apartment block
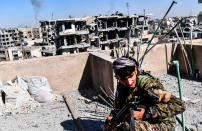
[39,13,151,55]
[39,20,57,56]
[18,27,40,40]
[0,28,21,47]
[40,20,56,46]
[0,46,42,62]
[55,18,90,54]
[89,13,151,50]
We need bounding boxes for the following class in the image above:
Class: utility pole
[126,2,130,16]
[52,12,54,20]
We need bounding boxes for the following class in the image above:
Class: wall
[0,52,90,93]
[89,43,173,94]
[89,52,116,95]
[134,43,173,74]
[173,43,202,75]
[0,44,175,93]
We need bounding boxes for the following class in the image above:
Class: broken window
[75,21,86,31]
[117,19,127,27]
[98,20,106,29]
[107,19,116,28]
[76,35,87,43]
[108,31,116,40]
[65,22,72,29]
[66,35,75,45]
[50,22,55,25]
[99,32,107,41]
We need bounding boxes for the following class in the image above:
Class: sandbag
[22,76,53,103]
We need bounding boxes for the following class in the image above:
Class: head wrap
[113,57,139,77]
[113,57,137,70]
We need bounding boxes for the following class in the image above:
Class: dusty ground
[0,74,201,131]
[155,74,202,131]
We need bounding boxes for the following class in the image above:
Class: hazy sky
[0,0,201,28]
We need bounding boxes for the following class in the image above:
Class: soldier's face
[116,68,137,89]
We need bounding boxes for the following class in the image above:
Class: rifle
[105,89,160,130]
[105,102,138,130]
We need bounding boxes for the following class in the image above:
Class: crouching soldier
[104,57,186,131]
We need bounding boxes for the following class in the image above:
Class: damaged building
[0,46,42,62]
[55,18,90,55]
[39,13,151,54]
[0,28,21,47]
[18,27,41,40]
[89,13,151,50]
[39,20,57,56]
[0,28,43,62]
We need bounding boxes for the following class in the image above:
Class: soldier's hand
[104,115,113,130]
[134,108,145,120]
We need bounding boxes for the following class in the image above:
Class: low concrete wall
[89,44,173,94]
[0,44,175,93]
[173,43,202,75]
[134,43,173,74]
[0,53,90,93]
[89,52,116,95]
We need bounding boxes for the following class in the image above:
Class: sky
[0,0,202,28]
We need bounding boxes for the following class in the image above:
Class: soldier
[104,57,186,131]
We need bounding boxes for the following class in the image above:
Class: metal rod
[140,0,177,66]
[179,25,193,76]
[190,27,195,77]
[179,25,186,47]
[98,94,113,108]
[138,10,145,61]
[173,61,185,131]
[63,95,84,131]
[176,116,190,131]
[100,86,114,103]
[139,19,182,63]
[174,28,191,76]
[106,87,115,99]
[127,26,131,57]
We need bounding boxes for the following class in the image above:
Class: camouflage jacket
[114,74,186,124]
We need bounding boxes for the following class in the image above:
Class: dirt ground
[0,74,201,131]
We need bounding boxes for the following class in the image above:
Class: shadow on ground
[61,119,104,131]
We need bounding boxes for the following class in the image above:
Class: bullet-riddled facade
[0,28,21,47]
[39,13,151,55]
[55,18,90,54]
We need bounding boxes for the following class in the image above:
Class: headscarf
[113,57,139,77]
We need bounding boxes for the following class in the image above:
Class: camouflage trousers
[114,120,176,131]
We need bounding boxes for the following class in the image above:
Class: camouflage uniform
[113,74,186,131]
